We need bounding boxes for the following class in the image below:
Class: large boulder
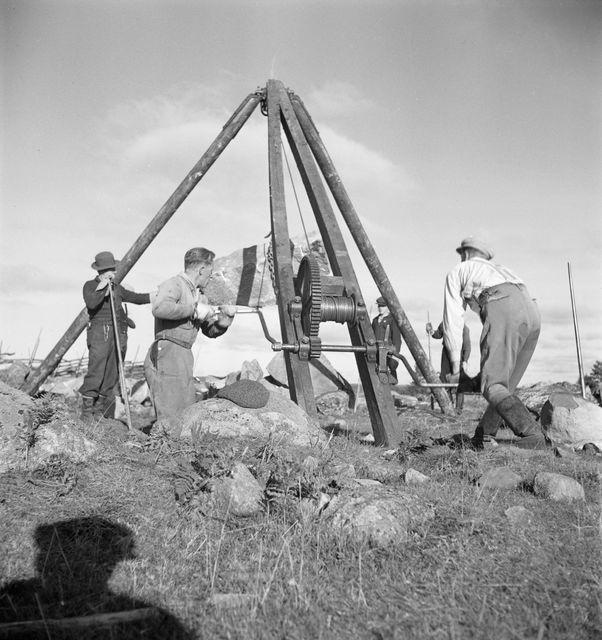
[267,352,352,398]
[179,390,326,447]
[518,382,594,415]
[540,392,602,449]
[0,380,35,471]
[40,375,85,398]
[0,382,97,472]
[204,232,329,307]
[0,362,30,389]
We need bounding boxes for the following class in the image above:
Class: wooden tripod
[22,80,452,445]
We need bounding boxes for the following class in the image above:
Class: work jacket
[152,274,226,349]
[83,278,150,331]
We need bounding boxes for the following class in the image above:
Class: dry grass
[0,392,600,639]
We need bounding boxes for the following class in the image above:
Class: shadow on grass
[0,516,192,639]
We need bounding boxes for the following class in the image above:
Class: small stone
[212,462,264,516]
[391,392,418,408]
[533,472,585,502]
[239,359,264,381]
[316,391,349,416]
[359,433,375,444]
[324,486,435,547]
[505,505,532,525]
[553,445,580,460]
[381,449,397,461]
[404,468,429,485]
[477,467,522,490]
[354,478,383,487]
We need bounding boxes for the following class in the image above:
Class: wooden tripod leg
[266,80,316,417]
[290,92,453,416]
[275,81,400,446]
[22,90,263,396]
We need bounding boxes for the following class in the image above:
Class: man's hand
[445,372,460,384]
[195,302,218,323]
[425,322,433,335]
[215,305,236,328]
[95,271,115,294]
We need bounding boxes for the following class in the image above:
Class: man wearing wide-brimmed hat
[79,251,152,421]
[441,236,547,449]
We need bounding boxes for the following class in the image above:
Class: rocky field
[0,361,600,639]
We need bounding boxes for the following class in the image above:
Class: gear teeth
[295,254,322,339]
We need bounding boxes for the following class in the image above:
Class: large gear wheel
[295,255,322,338]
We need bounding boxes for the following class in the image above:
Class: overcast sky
[1,0,600,386]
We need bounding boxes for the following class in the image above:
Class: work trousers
[477,283,540,435]
[144,339,196,429]
[79,322,127,400]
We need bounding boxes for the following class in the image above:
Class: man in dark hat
[441,236,547,448]
[371,296,402,385]
[79,251,153,422]
[144,247,236,433]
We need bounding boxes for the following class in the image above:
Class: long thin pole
[108,284,132,430]
[290,92,453,414]
[21,90,263,396]
[567,262,587,399]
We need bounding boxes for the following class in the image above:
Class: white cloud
[307,81,378,118]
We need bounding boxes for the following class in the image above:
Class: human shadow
[0,516,192,639]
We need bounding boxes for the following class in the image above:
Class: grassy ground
[0,393,600,639]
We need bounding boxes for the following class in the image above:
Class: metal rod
[567,262,587,399]
[417,382,458,388]
[426,311,432,364]
[290,93,454,415]
[107,284,132,430]
[21,90,263,396]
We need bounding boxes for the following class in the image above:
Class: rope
[256,240,270,307]
[281,142,311,251]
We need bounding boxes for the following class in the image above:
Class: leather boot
[495,396,548,449]
[471,404,503,450]
[80,395,97,422]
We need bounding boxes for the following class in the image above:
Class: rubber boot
[495,396,548,449]
[80,395,97,422]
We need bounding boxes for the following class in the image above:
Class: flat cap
[376,296,387,306]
